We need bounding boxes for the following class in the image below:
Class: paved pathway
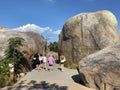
[2,62,95,90]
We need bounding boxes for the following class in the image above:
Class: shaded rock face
[58,10,120,63]
[78,43,120,90]
[0,29,46,71]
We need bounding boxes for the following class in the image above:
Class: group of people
[31,53,66,72]
[32,53,54,72]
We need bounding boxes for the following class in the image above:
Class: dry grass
[64,61,77,69]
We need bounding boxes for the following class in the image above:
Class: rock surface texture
[78,43,120,90]
[0,28,46,71]
[58,10,120,63]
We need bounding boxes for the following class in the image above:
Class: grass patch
[0,73,14,88]
[64,61,77,69]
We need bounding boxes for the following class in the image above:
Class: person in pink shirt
[48,54,55,71]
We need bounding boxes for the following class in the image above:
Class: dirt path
[2,63,95,90]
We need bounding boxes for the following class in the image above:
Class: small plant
[64,61,77,69]
[0,59,10,75]
[0,58,13,88]
[0,75,5,88]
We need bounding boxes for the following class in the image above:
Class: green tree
[5,37,25,75]
[0,37,25,86]
[48,41,58,52]
[5,37,24,58]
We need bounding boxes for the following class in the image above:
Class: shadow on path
[5,80,68,90]
[72,74,85,86]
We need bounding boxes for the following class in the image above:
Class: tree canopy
[48,41,58,52]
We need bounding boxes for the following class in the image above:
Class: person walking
[60,55,66,72]
[32,53,40,71]
[32,55,37,69]
[42,54,47,70]
[39,54,43,69]
[48,54,55,72]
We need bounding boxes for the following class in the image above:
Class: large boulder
[0,28,46,71]
[78,43,120,90]
[58,10,120,63]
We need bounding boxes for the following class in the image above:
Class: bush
[0,75,5,88]
[0,37,25,88]
[0,58,15,88]
[0,73,14,88]
[64,61,77,69]
[0,59,10,75]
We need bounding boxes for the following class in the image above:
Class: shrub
[64,61,77,69]
[0,37,25,87]
[0,59,14,88]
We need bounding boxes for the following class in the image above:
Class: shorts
[60,62,64,64]
[49,64,53,66]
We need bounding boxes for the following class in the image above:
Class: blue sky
[0,0,120,42]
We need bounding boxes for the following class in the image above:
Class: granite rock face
[58,10,120,63]
[0,28,46,71]
[78,43,120,90]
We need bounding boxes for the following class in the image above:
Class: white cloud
[53,30,61,35]
[11,24,60,42]
[11,24,51,34]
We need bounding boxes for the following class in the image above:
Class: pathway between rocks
[2,62,95,90]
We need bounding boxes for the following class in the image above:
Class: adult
[48,54,55,71]
[32,56,36,69]
[32,53,40,70]
[60,55,66,71]
[39,54,43,69]
[42,54,47,70]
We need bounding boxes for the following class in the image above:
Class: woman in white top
[60,55,66,71]
[42,55,47,70]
